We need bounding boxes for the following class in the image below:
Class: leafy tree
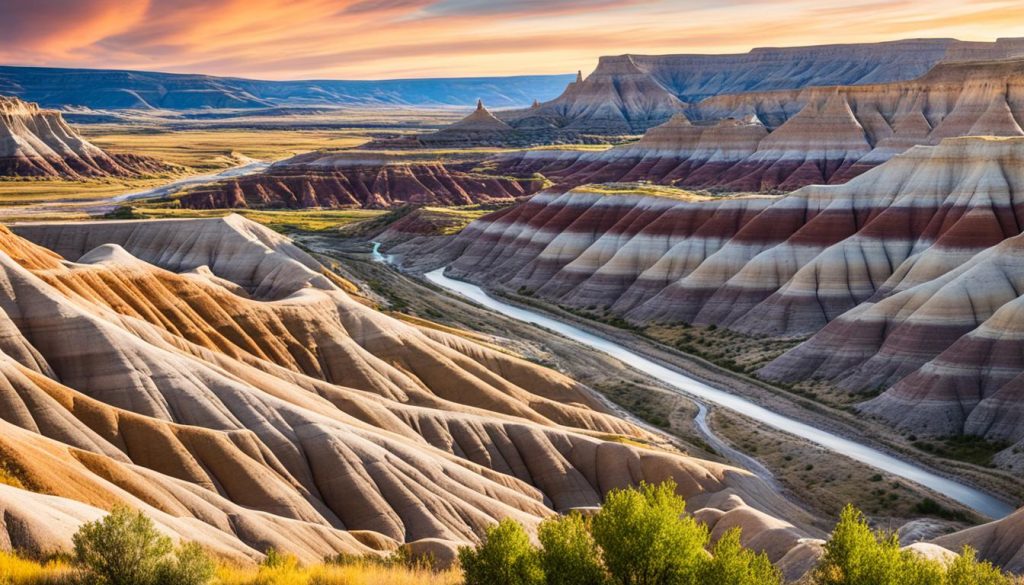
[591,481,709,585]
[459,518,543,585]
[698,528,781,585]
[945,546,1014,585]
[537,512,607,585]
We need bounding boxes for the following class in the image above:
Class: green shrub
[154,542,215,585]
[698,528,781,585]
[946,546,1015,585]
[459,518,543,585]
[537,513,606,585]
[591,480,709,585]
[73,506,174,585]
[72,506,214,585]
[813,504,1015,585]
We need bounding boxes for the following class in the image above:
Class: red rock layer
[180,151,543,209]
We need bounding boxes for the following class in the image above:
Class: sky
[1,0,1023,80]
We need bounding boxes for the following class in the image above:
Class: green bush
[813,504,1016,585]
[946,546,1014,585]
[537,513,606,585]
[72,506,214,585]
[698,528,781,585]
[591,481,708,585]
[154,542,215,585]
[73,506,174,585]
[459,518,543,585]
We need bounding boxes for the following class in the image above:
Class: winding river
[417,264,1015,520]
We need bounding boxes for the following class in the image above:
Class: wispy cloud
[0,0,1020,79]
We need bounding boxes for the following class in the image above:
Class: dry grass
[0,552,461,585]
[0,177,172,204]
[82,129,371,172]
[214,560,461,585]
[0,552,78,585]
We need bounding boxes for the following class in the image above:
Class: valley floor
[300,234,1020,535]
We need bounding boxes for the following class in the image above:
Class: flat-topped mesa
[406,137,1024,459]
[178,149,543,210]
[0,95,170,178]
[492,56,1024,192]
[501,38,1024,136]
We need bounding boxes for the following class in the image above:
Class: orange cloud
[0,0,1021,79]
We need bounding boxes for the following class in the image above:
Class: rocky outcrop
[402,137,1024,455]
[417,100,514,147]
[492,57,1024,191]
[499,38,1024,135]
[0,215,818,566]
[179,150,544,209]
[0,96,170,178]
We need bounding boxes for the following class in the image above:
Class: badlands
[3,23,1024,584]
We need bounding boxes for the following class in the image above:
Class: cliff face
[501,38,1024,135]
[493,58,1024,192]
[180,151,544,209]
[0,96,168,178]
[0,215,818,569]
[414,137,1024,455]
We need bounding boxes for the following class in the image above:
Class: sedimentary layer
[498,38,1024,135]
[179,151,544,209]
[0,96,169,179]
[491,57,1024,191]
[401,137,1024,455]
[0,215,817,568]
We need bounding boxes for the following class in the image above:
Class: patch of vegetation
[913,498,972,522]
[814,504,1012,585]
[460,481,782,585]
[911,436,1011,467]
[2,506,459,585]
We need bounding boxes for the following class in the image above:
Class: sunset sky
[1,0,1023,80]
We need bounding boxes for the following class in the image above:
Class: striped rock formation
[498,37,1024,135]
[412,137,1024,456]
[492,57,1024,192]
[0,95,169,178]
[179,150,543,209]
[0,215,819,572]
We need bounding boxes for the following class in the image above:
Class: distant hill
[0,65,575,110]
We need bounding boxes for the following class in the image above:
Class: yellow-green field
[0,177,171,204]
[82,128,372,172]
[113,205,388,233]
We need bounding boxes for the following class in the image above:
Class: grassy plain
[82,127,371,172]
